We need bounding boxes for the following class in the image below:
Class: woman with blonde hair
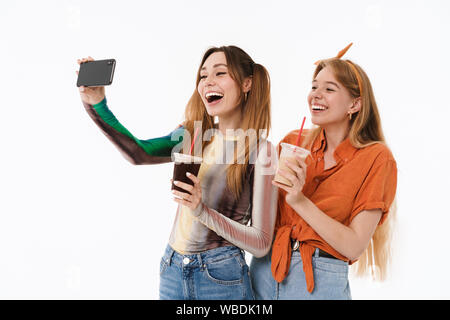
[77,46,278,300]
[250,43,397,300]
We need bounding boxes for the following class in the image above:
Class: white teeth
[205,92,224,98]
[312,104,327,110]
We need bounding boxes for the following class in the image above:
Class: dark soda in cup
[171,153,202,195]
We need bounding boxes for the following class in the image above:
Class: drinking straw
[295,116,306,146]
[189,127,200,155]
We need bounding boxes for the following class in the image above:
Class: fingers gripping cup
[274,143,310,187]
[171,153,202,195]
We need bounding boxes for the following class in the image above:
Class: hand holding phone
[77,58,115,87]
[76,57,110,105]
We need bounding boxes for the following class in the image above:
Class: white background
[0,0,449,299]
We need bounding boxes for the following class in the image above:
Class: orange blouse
[271,128,397,293]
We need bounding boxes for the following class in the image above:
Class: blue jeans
[250,249,351,300]
[159,244,254,300]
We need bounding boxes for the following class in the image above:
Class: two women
[78,44,397,300]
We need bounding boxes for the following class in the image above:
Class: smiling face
[307,66,359,128]
[197,52,242,119]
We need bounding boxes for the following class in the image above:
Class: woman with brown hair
[250,44,397,300]
[77,46,278,300]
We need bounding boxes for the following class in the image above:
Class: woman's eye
[200,75,207,80]
[326,88,335,92]
[311,86,317,90]
[217,72,227,76]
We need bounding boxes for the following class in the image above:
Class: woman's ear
[242,76,252,93]
[350,97,362,113]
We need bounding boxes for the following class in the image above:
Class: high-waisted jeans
[159,244,254,300]
[250,248,351,300]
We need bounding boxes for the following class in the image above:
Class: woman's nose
[204,75,215,86]
[311,89,323,99]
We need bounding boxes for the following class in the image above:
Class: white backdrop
[0,0,449,299]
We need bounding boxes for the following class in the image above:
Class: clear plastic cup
[274,143,310,187]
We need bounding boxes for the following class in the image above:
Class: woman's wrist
[287,192,308,208]
[190,202,204,217]
[92,96,107,109]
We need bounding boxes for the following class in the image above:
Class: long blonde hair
[303,58,396,281]
[183,46,271,199]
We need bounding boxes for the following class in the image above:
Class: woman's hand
[76,56,105,105]
[272,154,308,207]
[172,173,202,211]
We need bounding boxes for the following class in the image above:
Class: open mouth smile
[311,104,328,113]
[205,91,224,104]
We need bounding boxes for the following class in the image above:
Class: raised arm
[77,56,183,165]
[190,141,278,257]
[83,98,183,165]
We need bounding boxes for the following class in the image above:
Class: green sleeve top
[83,97,184,164]
[82,97,278,257]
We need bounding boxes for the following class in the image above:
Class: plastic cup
[274,143,310,187]
[171,153,202,195]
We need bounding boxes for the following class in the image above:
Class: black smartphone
[76,59,116,87]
